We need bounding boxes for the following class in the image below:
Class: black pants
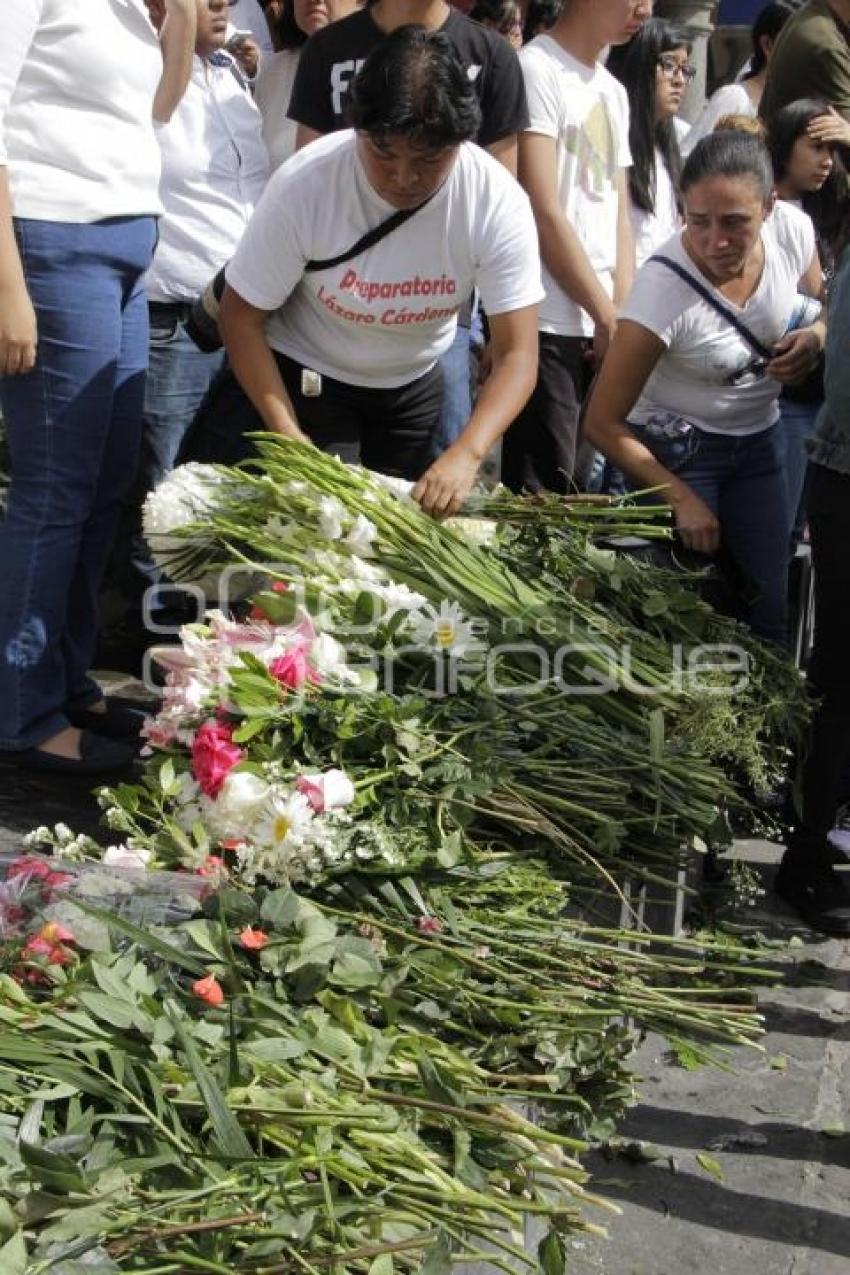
[501,332,594,493]
[789,462,850,857]
[179,352,442,481]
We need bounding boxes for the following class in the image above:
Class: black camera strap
[649,254,774,362]
[304,193,436,273]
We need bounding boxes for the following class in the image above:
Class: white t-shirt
[621,201,816,436]
[520,34,631,338]
[1,0,163,221]
[254,49,300,171]
[683,82,756,156]
[226,131,543,389]
[630,149,681,269]
[146,53,269,303]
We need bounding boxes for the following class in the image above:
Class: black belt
[148,300,192,320]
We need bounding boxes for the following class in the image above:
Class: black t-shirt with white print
[288,7,529,147]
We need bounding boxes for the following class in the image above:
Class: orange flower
[239,927,269,951]
[192,973,224,1007]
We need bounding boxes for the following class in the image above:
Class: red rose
[191,721,244,798]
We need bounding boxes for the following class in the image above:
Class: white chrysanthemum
[142,464,235,591]
[142,464,223,537]
[407,600,482,657]
[240,792,316,884]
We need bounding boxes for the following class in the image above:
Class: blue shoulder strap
[649,253,774,362]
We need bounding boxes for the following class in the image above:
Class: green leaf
[19,1140,88,1194]
[642,591,669,618]
[538,1228,566,1275]
[0,1198,17,1241]
[420,1231,452,1275]
[0,1231,26,1275]
[695,1152,725,1183]
[436,831,463,869]
[72,902,207,976]
[159,757,179,796]
[417,1057,465,1109]
[166,1004,253,1162]
[77,992,136,1033]
[368,1255,394,1275]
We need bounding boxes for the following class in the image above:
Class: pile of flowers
[0,442,806,1271]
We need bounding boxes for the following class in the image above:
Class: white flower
[297,768,355,813]
[375,582,428,616]
[444,516,498,548]
[206,771,271,840]
[143,464,223,537]
[317,495,347,541]
[103,844,152,871]
[408,600,482,657]
[246,791,315,881]
[310,632,358,683]
[368,472,416,503]
[343,514,378,557]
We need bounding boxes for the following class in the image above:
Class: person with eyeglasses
[608,18,693,269]
[685,1,797,153]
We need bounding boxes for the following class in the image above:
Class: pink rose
[269,643,319,692]
[191,720,244,798]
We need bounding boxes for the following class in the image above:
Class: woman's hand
[807,106,850,148]
[0,281,37,376]
[671,486,720,555]
[412,444,481,519]
[227,35,261,80]
[766,326,823,385]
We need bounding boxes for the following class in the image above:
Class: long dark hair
[743,1,797,79]
[768,97,849,261]
[608,19,690,215]
[273,0,311,50]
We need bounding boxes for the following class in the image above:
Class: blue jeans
[131,309,225,588]
[630,420,790,646]
[0,215,156,749]
[431,323,472,457]
[777,395,819,548]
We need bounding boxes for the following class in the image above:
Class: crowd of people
[1,0,850,936]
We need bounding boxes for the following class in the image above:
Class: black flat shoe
[775,855,850,937]
[10,730,137,776]
[66,698,148,742]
